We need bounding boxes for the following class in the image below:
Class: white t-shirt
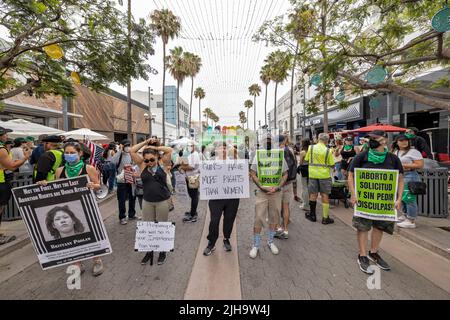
[186,151,200,177]
[395,149,423,164]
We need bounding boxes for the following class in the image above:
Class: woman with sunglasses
[130,139,173,265]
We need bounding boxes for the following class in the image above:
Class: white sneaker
[120,219,127,225]
[397,219,416,229]
[249,247,259,259]
[268,243,279,255]
[397,215,406,222]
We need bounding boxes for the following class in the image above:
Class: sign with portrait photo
[12,176,112,270]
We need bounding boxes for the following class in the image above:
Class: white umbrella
[62,128,109,141]
[169,137,198,146]
[0,119,65,138]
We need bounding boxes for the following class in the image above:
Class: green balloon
[310,74,322,86]
[366,66,387,84]
[431,6,450,32]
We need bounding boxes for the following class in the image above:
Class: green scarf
[343,145,353,151]
[368,147,388,164]
[405,133,415,139]
[65,160,84,178]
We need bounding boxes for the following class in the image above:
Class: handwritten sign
[134,222,175,252]
[200,159,250,200]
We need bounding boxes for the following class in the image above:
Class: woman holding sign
[203,143,240,256]
[130,139,173,265]
[348,130,404,274]
[54,142,104,277]
[391,134,424,229]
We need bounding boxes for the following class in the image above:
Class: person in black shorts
[348,130,404,274]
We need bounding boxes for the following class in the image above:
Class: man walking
[304,133,335,224]
[112,139,136,225]
[33,135,64,183]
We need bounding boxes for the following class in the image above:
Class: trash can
[3,172,33,221]
[417,168,449,218]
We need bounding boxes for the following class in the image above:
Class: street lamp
[148,86,154,137]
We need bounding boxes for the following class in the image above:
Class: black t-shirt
[349,151,404,174]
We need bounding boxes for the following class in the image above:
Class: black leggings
[187,186,199,216]
[207,199,240,247]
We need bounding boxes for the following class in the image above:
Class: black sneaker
[203,246,216,256]
[305,212,317,222]
[368,251,391,271]
[223,239,232,252]
[322,217,334,225]
[157,252,166,265]
[128,216,137,221]
[141,252,153,265]
[357,255,374,274]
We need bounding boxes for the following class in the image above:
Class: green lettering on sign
[354,168,399,221]
[257,149,284,187]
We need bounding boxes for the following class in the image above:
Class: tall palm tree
[260,66,271,127]
[248,83,261,131]
[167,46,188,138]
[244,99,253,130]
[150,9,181,143]
[194,87,205,134]
[203,107,213,126]
[264,50,291,131]
[184,52,202,128]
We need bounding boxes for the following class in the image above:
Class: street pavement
[0,188,449,300]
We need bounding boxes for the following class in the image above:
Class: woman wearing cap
[391,134,424,229]
[130,138,173,265]
[339,137,358,179]
[54,141,104,276]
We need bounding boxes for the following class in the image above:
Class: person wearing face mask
[54,142,104,276]
[405,127,432,159]
[33,135,64,184]
[130,139,173,265]
[111,139,136,225]
[179,144,201,223]
[348,130,404,274]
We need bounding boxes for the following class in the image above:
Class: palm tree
[260,66,271,127]
[184,52,202,128]
[203,107,213,126]
[244,99,253,130]
[194,87,205,134]
[248,83,261,131]
[264,50,291,131]
[238,111,247,128]
[150,9,181,143]
[167,46,188,138]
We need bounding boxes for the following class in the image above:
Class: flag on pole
[86,140,104,169]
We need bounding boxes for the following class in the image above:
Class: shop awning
[304,103,360,127]
[3,99,83,118]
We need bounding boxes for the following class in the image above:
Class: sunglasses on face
[144,158,156,163]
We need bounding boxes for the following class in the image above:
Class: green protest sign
[354,168,399,221]
[256,149,284,187]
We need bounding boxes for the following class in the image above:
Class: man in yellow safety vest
[33,135,64,183]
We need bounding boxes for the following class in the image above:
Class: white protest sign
[174,171,189,198]
[134,221,175,252]
[200,159,250,200]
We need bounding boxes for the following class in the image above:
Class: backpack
[284,146,298,182]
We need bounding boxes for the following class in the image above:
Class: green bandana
[405,133,415,139]
[368,147,388,164]
[64,160,84,178]
[343,145,353,151]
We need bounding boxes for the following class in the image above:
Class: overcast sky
[111,0,293,127]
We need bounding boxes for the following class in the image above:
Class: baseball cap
[120,139,131,146]
[367,130,387,138]
[25,136,35,142]
[13,137,27,145]
[0,126,13,135]
[344,136,353,141]
[4,140,13,146]
[42,135,64,143]
[395,134,409,141]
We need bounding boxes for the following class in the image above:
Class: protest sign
[200,134,244,148]
[123,165,134,184]
[12,176,112,270]
[134,222,175,252]
[354,168,399,221]
[256,149,284,187]
[174,171,189,199]
[200,159,250,200]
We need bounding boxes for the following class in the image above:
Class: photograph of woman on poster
[45,205,85,240]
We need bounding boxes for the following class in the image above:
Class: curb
[396,227,450,261]
[0,193,116,259]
